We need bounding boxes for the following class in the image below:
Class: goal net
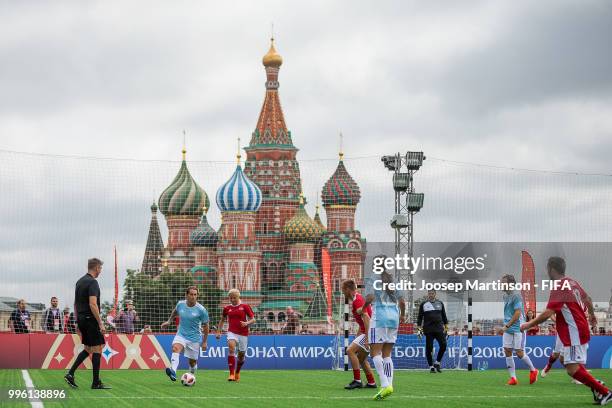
[0,147,610,353]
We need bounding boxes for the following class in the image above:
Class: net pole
[467,293,473,371]
[343,297,349,371]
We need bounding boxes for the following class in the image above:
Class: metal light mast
[381,152,425,322]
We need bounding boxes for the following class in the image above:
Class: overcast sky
[0,1,611,317]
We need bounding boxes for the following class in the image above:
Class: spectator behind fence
[282,306,301,335]
[525,310,540,335]
[140,325,152,334]
[115,300,139,334]
[9,299,31,334]
[42,296,63,333]
[63,307,77,334]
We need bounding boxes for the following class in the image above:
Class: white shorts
[370,327,398,344]
[227,331,248,352]
[503,332,526,350]
[553,335,563,354]
[172,334,201,360]
[561,344,588,365]
[352,334,370,352]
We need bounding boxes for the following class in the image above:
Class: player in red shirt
[521,257,611,405]
[215,289,256,382]
[341,280,377,390]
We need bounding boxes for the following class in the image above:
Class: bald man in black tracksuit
[417,290,448,373]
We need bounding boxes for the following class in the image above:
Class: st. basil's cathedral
[140,39,366,331]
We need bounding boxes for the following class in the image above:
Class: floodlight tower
[381,152,425,322]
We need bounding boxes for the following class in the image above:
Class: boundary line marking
[70,394,589,400]
[21,370,44,408]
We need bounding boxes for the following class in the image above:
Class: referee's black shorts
[77,315,105,347]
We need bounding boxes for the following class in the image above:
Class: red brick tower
[321,150,366,292]
[216,151,263,307]
[243,38,303,293]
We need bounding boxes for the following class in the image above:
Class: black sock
[68,350,89,376]
[92,353,101,384]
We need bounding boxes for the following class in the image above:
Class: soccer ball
[181,372,196,387]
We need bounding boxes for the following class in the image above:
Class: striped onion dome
[321,159,361,206]
[283,196,323,243]
[189,207,218,247]
[216,165,262,212]
[158,152,209,216]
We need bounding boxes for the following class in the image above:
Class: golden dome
[262,38,283,68]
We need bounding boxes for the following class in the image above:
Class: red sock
[353,369,361,381]
[228,355,236,375]
[547,354,557,366]
[236,358,245,374]
[365,371,376,385]
[572,365,609,396]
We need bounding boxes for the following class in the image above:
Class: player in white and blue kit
[161,286,210,381]
[500,274,538,385]
[361,268,405,401]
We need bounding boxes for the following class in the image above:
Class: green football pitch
[1,369,609,407]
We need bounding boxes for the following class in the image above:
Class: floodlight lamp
[381,155,398,171]
[390,214,409,229]
[407,193,424,212]
[406,152,425,171]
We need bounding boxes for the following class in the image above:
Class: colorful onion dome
[283,195,323,243]
[190,207,218,247]
[321,156,361,206]
[158,149,209,216]
[262,38,283,68]
[216,165,262,212]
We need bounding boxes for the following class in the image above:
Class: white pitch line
[72,394,589,400]
[21,370,44,408]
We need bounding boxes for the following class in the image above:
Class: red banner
[321,248,332,321]
[521,250,537,315]
[0,333,170,369]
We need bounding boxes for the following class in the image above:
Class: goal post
[333,290,469,370]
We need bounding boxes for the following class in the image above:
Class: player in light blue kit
[161,286,210,381]
[500,274,538,386]
[360,265,406,401]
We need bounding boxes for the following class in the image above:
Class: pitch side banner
[1,334,611,369]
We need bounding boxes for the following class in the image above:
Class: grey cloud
[0,1,611,306]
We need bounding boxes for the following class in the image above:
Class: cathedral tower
[243,38,303,293]
[321,149,366,291]
[216,150,263,306]
[158,148,209,273]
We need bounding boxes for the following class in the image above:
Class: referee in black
[417,289,448,373]
[64,258,111,389]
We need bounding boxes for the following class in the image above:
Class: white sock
[521,354,535,371]
[373,355,389,388]
[383,357,394,386]
[506,357,516,378]
[171,352,180,372]
[190,364,197,374]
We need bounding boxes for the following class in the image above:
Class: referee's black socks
[92,353,101,384]
[68,350,89,376]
